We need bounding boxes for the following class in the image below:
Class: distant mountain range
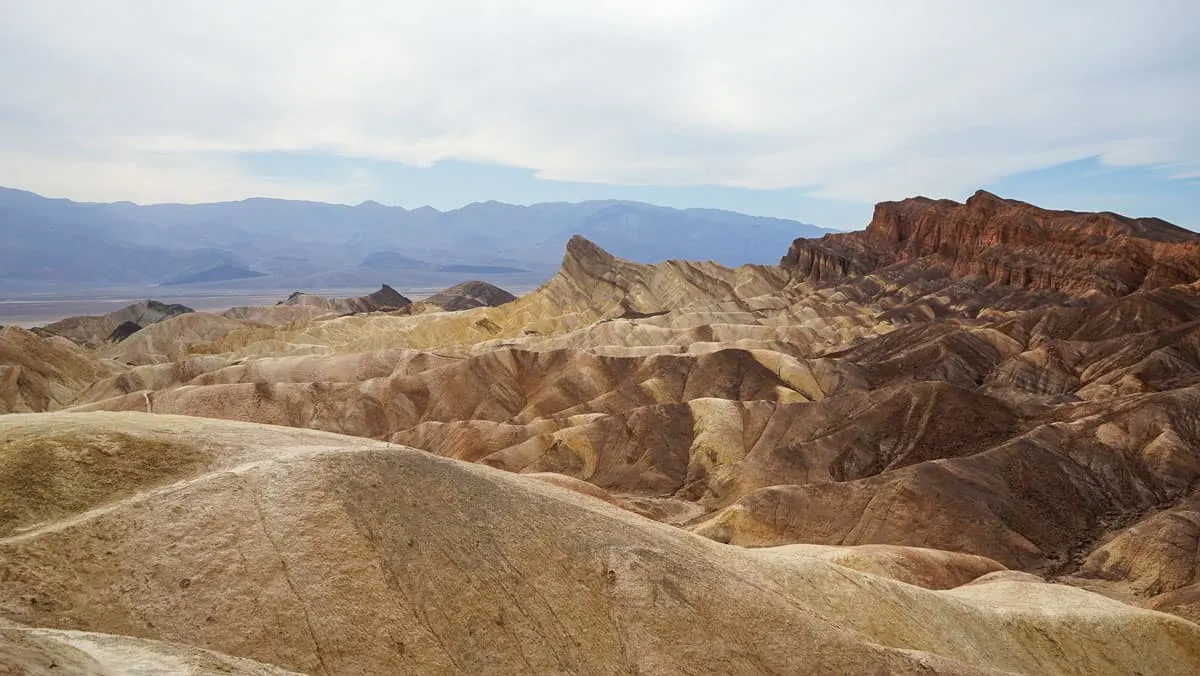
[0,186,830,291]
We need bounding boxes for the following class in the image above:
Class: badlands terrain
[4,190,1200,673]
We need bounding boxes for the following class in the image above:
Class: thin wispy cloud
[0,0,1196,209]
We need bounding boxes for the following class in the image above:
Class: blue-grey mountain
[0,187,830,291]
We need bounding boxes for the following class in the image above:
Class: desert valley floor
[5,191,1200,674]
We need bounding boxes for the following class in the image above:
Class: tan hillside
[2,413,1199,675]
[0,326,117,414]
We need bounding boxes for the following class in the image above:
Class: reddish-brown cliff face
[783,190,1200,296]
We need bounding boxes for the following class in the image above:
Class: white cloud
[0,0,1196,203]
[0,150,373,204]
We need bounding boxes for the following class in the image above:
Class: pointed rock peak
[438,280,514,297]
[964,189,1015,213]
[968,189,1005,202]
[565,235,616,264]
[367,284,412,307]
[279,290,317,306]
[559,234,645,293]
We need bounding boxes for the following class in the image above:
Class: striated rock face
[779,235,877,283]
[783,190,1200,296]
[0,326,116,413]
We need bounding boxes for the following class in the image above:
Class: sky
[0,0,1197,230]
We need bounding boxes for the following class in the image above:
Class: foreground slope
[0,623,298,676]
[2,412,1199,675]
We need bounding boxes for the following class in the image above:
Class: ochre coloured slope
[0,623,299,675]
[2,413,1199,675]
[0,326,116,413]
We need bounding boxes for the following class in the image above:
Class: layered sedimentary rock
[6,191,1200,671]
[782,189,1200,296]
[0,326,116,413]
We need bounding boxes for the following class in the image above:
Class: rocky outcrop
[779,235,876,283]
[100,313,252,365]
[783,190,1200,296]
[554,235,790,317]
[280,284,411,314]
[40,300,194,347]
[422,280,517,311]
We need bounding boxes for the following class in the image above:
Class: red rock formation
[784,190,1200,296]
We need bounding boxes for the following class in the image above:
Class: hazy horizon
[0,184,843,228]
[1,2,1197,230]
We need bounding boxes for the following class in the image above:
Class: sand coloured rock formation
[5,192,1200,671]
[39,300,194,348]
